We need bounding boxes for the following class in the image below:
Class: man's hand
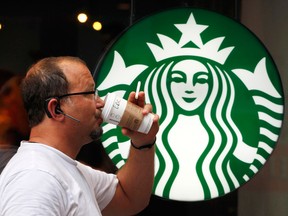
[121,91,159,148]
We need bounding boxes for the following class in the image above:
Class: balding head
[21,56,87,127]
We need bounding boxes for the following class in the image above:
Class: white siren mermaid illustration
[96,11,284,201]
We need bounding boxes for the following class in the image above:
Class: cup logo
[94,8,284,201]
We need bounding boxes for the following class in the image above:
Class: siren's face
[169,60,209,111]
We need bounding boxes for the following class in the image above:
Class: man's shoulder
[0,143,77,186]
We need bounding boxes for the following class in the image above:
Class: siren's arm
[233,140,257,163]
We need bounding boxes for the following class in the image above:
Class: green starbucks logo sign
[94,8,284,201]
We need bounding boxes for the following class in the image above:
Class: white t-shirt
[0,141,118,216]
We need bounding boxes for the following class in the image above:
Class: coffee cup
[101,92,154,134]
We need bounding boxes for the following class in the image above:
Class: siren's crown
[147,13,234,64]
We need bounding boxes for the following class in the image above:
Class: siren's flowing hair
[144,57,242,200]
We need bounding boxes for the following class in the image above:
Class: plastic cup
[101,92,154,134]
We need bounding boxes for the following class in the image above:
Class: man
[0,56,159,215]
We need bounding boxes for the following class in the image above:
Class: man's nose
[96,96,105,109]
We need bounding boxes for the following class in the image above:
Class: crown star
[175,13,208,47]
[146,12,234,64]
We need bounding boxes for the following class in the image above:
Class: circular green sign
[94,8,284,201]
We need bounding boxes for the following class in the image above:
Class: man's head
[21,57,71,127]
[21,56,104,143]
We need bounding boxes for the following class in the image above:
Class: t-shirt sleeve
[76,162,118,210]
[0,170,67,216]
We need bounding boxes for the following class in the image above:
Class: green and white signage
[94,8,284,201]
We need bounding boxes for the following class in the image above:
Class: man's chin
[89,127,103,141]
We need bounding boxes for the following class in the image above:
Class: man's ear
[44,97,60,118]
